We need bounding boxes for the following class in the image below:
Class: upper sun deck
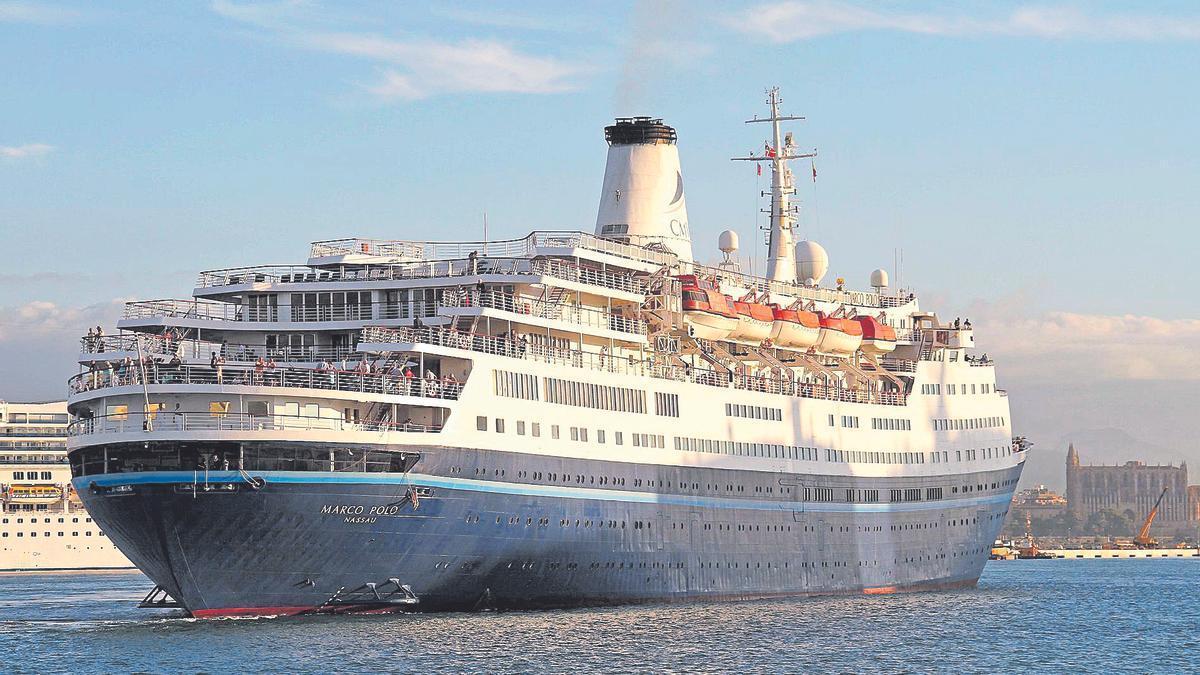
[299,230,913,312]
[307,231,677,271]
[194,255,648,300]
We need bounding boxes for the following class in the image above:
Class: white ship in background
[0,401,132,571]
[66,88,1025,617]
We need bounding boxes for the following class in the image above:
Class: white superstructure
[0,401,132,571]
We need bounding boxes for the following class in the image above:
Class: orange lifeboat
[815,312,863,355]
[729,299,774,343]
[769,305,820,349]
[678,275,738,341]
[853,315,897,354]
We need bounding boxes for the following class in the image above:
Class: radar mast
[732,87,817,284]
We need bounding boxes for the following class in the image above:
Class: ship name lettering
[343,516,377,524]
[320,504,364,515]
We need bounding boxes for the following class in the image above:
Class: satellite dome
[719,230,739,254]
[870,268,889,289]
[795,240,829,285]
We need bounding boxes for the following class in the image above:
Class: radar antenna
[732,87,817,284]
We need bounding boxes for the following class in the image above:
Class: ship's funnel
[595,117,693,262]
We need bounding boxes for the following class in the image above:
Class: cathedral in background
[1065,444,1196,535]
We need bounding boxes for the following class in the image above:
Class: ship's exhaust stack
[595,117,693,262]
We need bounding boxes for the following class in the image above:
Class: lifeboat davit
[768,305,820,349]
[815,312,864,355]
[678,275,738,341]
[729,300,774,344]
[853,315,897,354]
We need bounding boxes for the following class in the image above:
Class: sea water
[0,560,1195,673]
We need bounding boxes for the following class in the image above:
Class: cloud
[304,32,582,100]
[729,2,1200,43]
[0,299,125,401]
[0,299,125,342]
[0,143,54,159]
[974,309,1200,382]
[0,1,79,24]
[210,1,586,100]
[434,7,581,33]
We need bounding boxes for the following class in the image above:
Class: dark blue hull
[72,444,1018,616]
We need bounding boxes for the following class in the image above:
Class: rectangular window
[531,423,541,438]
[476,416,488,431]
[597,430,605,444]
[493,370,540,401]
[551,425,560,440]
[495,418,505,433]
[544,377,646,413]
[516,421,526,436]
[615,431,623,445]
[654,392,679,417]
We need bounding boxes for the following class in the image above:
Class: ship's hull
[73,443,1019,617]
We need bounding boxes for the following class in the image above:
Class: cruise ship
[67,89,1025,617]
[1,400,133,571]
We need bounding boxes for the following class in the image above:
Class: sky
[2,1,1198,485]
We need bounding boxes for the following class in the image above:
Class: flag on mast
[811,159,817,182]
[757,163,762,176]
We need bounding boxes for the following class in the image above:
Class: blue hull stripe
[74,471,1012,514]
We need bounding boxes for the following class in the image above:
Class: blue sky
[2,1,1198,480]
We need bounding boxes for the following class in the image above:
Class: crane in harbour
[1133,487,1169,549]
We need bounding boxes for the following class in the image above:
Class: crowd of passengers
[74,350,462,399]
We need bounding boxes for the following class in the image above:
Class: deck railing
[122,299,243,321]
[69,362,463,401]
[80,334,360,364]
[440,289,646,336]
[359,325,906,406]
[196,256,646,295]
[878,356,918,373]
[309,231,679,268]
[690,262,913,311]
[68,412,440,438]
[126,287,644,336]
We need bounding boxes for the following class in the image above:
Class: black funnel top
[604,117,677,145]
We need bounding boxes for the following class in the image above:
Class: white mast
[732,87,816,284]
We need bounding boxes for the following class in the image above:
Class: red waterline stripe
[191,606,311,618]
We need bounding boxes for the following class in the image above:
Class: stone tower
[1065,443,1083,518]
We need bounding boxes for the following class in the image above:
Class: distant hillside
[1004,378,1196,489]
[1020,428,1186,490]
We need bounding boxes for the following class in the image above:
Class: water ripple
[0,561,1194,673]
